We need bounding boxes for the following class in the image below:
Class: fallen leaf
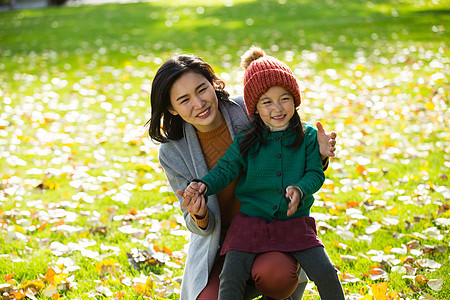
[427,278,443,291]
[370,282,388,300]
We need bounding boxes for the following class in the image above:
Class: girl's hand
[286,187,302,216]
[316,121,337,158]
[176,182,207,219]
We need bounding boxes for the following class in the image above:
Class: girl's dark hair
[239,111,305,158]
[147,54,229,143]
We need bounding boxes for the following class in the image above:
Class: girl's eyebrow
[260,92,291,101]
[175,82,207,102]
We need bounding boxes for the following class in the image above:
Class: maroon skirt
[220,213,323,256]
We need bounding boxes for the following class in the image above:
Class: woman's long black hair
[239,110,305,159]
[147,54,229,143]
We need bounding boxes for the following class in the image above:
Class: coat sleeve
[295,125,326,199]
[159,145,216,236]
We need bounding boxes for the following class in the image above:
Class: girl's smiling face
[168,71,224,132]
[255,86,296,128]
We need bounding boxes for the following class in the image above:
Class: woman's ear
[168,107,179,116]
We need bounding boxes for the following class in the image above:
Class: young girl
[182,46,345,300]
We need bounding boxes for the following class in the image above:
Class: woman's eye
[198,88,207,94]
[180,98,189,104]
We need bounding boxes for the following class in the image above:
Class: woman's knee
[251,252,299,299]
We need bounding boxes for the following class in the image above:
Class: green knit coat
[202,121,325,221]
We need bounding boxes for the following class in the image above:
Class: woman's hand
[316,121,337,159]
[176,182,207,219]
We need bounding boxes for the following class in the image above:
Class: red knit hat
[241,46,301,117]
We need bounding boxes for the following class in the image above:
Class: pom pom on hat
[241,46,301,117]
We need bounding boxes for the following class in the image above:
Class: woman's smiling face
[168,71,224,132]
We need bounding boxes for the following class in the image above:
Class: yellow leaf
[328,208,339,216]
[415,275,428,286]
[45,268,57,284]
[21,280,45,291]
[355,185,365,192]
[386,206,398,215]
[14,225,25,233]
[133,279,153,296]
[165,196,178,204]
[54,273,67,285]
[368,185,381,194]
[425,102,435,111]
[97,258,118,275]
[370,282,388,300]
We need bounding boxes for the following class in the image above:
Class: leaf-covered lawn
[0,0,449,299]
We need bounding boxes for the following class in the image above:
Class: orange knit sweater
[195,121,241,240]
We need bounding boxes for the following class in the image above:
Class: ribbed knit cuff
[191,209,209,229]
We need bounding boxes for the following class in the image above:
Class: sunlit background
[0,0,449,299]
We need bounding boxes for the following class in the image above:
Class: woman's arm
[159,149,215,236]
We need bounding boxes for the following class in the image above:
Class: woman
[147,54,336,300]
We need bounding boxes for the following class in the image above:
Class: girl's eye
[198,88,207,94]
[180,98,189,104]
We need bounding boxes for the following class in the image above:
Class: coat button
[275,136,280,141]
[273,205,277,210]
[277,189,282,194]
[276,153,281,158]
[277,171,281,176]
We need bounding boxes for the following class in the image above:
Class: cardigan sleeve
[295,125,326,198]
[159,144,215,236]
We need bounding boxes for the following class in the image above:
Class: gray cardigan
[158,97,250,300]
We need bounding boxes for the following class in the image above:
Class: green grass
[0,0,449,299]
